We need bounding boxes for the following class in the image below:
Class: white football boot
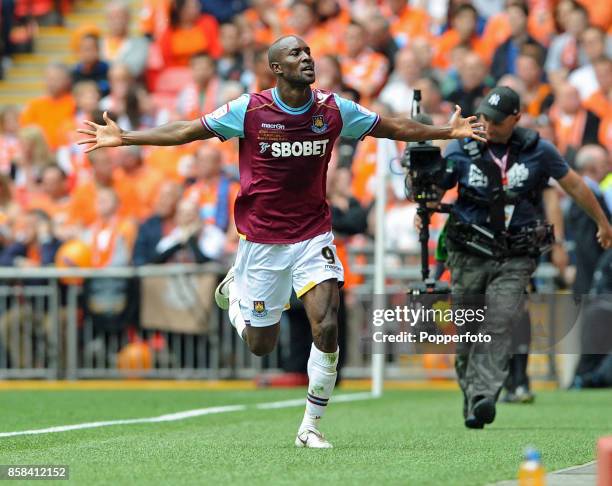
[214,266,235,310]
[295,428,333,449]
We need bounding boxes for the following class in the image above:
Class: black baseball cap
[475,86,520,123]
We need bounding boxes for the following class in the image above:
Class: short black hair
[519,42,546,65]
[506,0,529,17]
[41,164,66,179]
[452,4,478,19]
[81,33,100,48]
[190,51,215,66]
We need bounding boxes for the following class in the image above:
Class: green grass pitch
[0,388,610,485]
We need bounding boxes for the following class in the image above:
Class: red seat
[153,67,193,97]
[151,92,177,112]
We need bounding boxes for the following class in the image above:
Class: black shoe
[473,397,496,425]
[464,413,484,429]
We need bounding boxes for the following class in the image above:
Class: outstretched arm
[558,169,612,249]
[77,112,213,153]
[370,105,486,143]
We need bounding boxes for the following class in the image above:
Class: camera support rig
[402,90,452,294]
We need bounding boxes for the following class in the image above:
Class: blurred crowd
[0,0,609,298]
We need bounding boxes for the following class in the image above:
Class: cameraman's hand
[597,223,612,249]
[550,243,568,274]
[449,105,486,143]
[414,214,422,232]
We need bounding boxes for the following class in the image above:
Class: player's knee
[249,340,275,357]
[247,332,277,357]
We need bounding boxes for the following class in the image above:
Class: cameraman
[434,86,612,429]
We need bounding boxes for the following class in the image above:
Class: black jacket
[565,188,610,297]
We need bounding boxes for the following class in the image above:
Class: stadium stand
[0,0,609,384]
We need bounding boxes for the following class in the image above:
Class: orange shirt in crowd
[341,50,389,104]
[481,3,555,58]
[525,84,553,117]
[67,178,141,228]
[599,115,612,152]
[576,0,612,32]
[297,27,337,60]
[183,177,240,227]
[351,137,378,206]
[432,30,488,71]
[25,192,71,232]
[334,236,364,290]
[113,165,165,221]
[139,0,170,39]
[89,216,137,267]
[548,105,589,156]
[319,9,351,51]
[158,15,222,67]
[583,90,611,121]
[20,93,76,149]
[385,5,430,48]
[143,145,195,182]
[241,7,290,46]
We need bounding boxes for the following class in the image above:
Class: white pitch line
[0,393,375,439]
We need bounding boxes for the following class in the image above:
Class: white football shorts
[234,231,344,327]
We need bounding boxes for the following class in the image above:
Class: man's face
[480,113,519,143]
[79,37,100,66]
[271,38,315,85]
[345,24,367,57]
[96,189,118,219]
[288,4,315,36]
[46,67,70,98]
[453,11,477,41]
[109,66,132,97]
[192,56,216,85]
[507,6,527,37]
[89,149,114,185]
[107,5,129,37]
[194,146,222,180]
[395,49,421,84]
[581,29,605,62]
[41,168,66,199]
[155,182,182,218]
[557,84,581,114]
[459,53,485,90]
[76,85,100,113]
[220,23,240,55]
[516,55,540,85]
[594,61,612,93]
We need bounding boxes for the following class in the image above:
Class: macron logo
[261,123,285,130]
[488,94,501,106]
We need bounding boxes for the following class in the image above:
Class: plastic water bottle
[518,448,546,486]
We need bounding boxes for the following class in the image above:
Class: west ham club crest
[311,115,328,134]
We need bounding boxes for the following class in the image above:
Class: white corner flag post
[372,138,395,397]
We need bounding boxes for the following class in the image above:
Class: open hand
[449,105,486,143]
[77,111,123,153]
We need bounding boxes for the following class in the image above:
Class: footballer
[78,35,485,448]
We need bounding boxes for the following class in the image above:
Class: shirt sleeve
[539,139,570,180]
[333,93,380,140]
[201,94,250,141]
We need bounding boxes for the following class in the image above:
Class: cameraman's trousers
[447,244,536,415]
